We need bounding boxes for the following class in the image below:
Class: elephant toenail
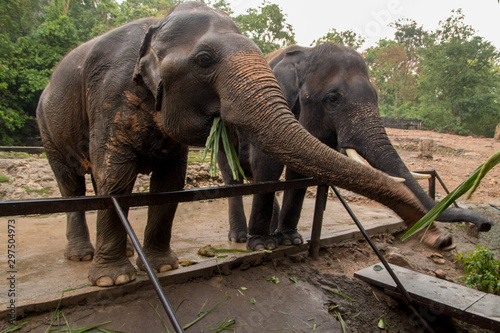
[159,264,172,272]
[115,274,132,285]
[82,254,93,261]
[96,276,114,287]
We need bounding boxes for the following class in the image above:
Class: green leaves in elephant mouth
[203,117,247,181]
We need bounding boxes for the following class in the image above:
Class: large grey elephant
[219,44,491,251]
[37,2,449,287]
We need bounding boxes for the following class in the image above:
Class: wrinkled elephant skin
[38,4,446,287]
[220,44,488,251]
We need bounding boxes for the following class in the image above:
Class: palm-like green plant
[203,117,246,181]
[401,150,500,241]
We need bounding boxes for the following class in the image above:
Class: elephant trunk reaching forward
[219,44,490,251]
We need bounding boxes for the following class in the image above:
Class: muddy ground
[0,128,499,332]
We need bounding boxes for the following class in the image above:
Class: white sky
[230,0,500,51]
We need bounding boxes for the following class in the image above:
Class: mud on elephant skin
[219,43,491,251]
[37,2,450,287]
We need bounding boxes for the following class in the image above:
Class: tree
[0,0,81,144]
[311,28,365,50]
[366,19,427,119]
[233,1,296,55]
[417,9,500,137]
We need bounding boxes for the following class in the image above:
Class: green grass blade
[203,117,246,181]
[321,285,356,302]
[183,297,228,330]
[401,151,500,242]
[468,150,500,199]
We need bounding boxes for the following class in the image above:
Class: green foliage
[456,246,500,295]
[416,9,500,137]
[203,117,246,181]
[311,29,365,50]
[2,1,499,145]
[233,1,296,55]
[402,150,500,242]
[0,174,10,183]
[366,19,425,119]
[367,40,418,118]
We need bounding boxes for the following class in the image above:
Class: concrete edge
[1,220,406,320]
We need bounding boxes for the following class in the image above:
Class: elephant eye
[196,51,216,68]
[324,92,342,107]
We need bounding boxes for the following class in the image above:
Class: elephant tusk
[345,148,406,183]
[411,171,432,179]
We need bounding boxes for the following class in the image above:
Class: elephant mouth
[344,148,431,182]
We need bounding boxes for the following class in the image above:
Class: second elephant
[219,43,491,251]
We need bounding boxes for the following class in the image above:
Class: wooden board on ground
[354,263,500,331]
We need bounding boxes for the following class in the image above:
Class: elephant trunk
[217,53,428,226]
[341,103,491,231]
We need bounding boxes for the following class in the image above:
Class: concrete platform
[0,195,404,320]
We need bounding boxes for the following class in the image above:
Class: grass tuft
[203,117,246,181]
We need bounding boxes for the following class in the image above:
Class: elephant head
[269,43,491,231]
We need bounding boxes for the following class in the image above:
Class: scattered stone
[434,269,447,279]
[386,252,410,267]
[26,182,42,191]
[374,242,388,253]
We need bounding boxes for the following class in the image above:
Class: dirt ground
[1,128,500,332]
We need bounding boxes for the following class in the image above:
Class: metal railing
[1,170,449,332]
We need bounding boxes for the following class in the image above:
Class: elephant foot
[247,235,278,251]
[274,229,303,246]
[126,238,135,257]
[65,240,94,262]
[136,249,179,273]
[414,223,453,249]
[228,229,247,243]
[88,257,136,287]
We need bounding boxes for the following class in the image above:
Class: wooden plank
[466,294,500,331]
[354,263,500,331]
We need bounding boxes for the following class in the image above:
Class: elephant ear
[271,47,307,116]
[133,24,163,110]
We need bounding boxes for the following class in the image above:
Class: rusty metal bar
[428,170,436,200]
[433,171,459,208]
[0,178,320,217]
[112,197,184,333]
[412,169,459,208]
[308,184,328,259]
[330,185,435,333]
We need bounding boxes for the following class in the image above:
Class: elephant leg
[137,144,188,273]
[275,168,307,246]
[217,148,247,243]
[49,158,94,261]
[88,157,138,287]
[247,147,284,251]
[89,173,136,257]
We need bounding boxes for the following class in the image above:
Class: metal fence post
[308,184,328,259]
